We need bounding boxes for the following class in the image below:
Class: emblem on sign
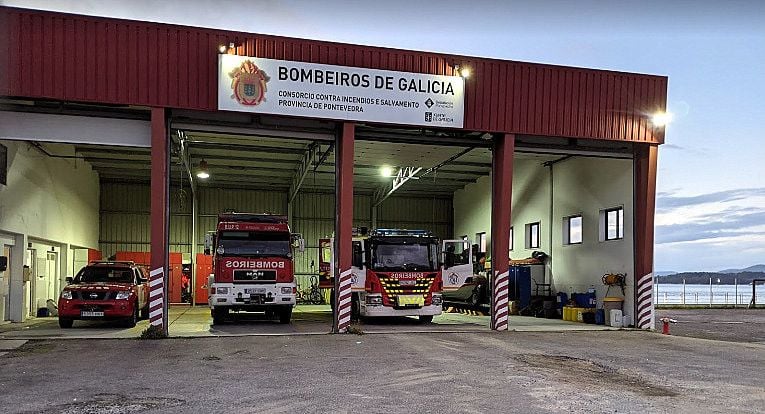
[228,60,270,106]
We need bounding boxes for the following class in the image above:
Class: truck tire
[124,304,138,328]
[140,304,149,320]
[58,318,74,329]
[418,315,433,324]
[212,307,228,325]
[351,293,360,320]
[279,307,292,324]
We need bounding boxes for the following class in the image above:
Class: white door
[1,246,10,321]
[26,249,36,317]
[441,240,473,290]
[350,239,366,291]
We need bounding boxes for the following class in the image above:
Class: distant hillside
[657,272,764,284]
[717,264,765,274]
[655,271,678,277]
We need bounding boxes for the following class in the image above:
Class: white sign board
[218,54,464,128]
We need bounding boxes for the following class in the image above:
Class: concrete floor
[0,305,617,339]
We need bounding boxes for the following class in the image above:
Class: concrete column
[490,134,515,331]
[634,144,658,329]
[9,233,27,322]
[333,122,354,333]
[150,107,169,332]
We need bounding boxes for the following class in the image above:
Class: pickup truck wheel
[470,288,481,307]
[278,307,292,324]
[140,304,149,320]
[124,304,138,328]
[418,315,434,324]
[58,318,73,329]
[212,307,228,325]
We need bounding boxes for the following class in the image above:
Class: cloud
[656,208,765,244]
[657,188,765,210]
[661,144,684,150]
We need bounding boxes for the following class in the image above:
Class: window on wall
[525,222,540,249]
[564,215,583,245]
[476,232,487,253]
[601,207,624,241]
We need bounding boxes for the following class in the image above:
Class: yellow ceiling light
[196,160,210,179]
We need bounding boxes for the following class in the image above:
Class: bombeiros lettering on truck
[205,213,305,325]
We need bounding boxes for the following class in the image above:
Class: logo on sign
[425,98,434,108]
[425,112,433,122]
[228,60,270,106]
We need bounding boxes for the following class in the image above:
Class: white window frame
[599,206,624,242]
[476,232,487,253]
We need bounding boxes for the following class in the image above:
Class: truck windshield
[218,231,291,258]
[372,242,437,271]
[75,267,135,284]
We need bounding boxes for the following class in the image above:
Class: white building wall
[550,157,635,317]
[0,140,100,320]
[453,155,635,318]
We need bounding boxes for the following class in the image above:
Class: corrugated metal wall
[1,7,667,143]
[99,183,452,286]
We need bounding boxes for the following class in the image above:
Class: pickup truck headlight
[115,291,131,300]
[281,287,293,295]
[61,291,73,300]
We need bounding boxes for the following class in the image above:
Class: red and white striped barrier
[336,268,353,332]
[636,272,654,329]
[149,267,164,327]
[492,270,509,330]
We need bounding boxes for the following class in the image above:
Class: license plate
[81,311,104,317]
[399,280,416,286]
[244,288,267,294]
[397,295,425,307]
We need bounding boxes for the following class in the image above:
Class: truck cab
[206,213,304,325]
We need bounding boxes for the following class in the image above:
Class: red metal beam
[150,107,169,333]
[634,144,658,329]
[491,133,515,330]
[334,122,354,333]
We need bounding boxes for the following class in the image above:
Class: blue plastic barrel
[595,309,605,325]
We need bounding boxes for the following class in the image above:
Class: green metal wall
[99,182,452,287]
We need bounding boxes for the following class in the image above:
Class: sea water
[653,284,765,305]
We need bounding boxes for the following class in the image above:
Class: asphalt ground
[655,308,765,343]
[0,330,763,413]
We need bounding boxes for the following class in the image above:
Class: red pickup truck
[58,261,150,328]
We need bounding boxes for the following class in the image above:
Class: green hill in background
[657,272,764,284]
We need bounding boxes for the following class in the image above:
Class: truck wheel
[329,289,335,309]
[351,293,360,320]
[140,304,149,320]
[418,315,433,324]
[212,307,229,325]
[279,307,292,324]
[470,289,481,307]
[124,304,138,328]
[58,318,74,329]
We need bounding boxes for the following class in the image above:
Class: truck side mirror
[65,276,73,284]
[204,232,215,255]
[352,242,363,268]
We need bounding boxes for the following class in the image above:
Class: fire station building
[0,6,666,334]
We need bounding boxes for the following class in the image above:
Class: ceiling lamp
[196,160,210,179]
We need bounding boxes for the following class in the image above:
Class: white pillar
[9,233,27,322]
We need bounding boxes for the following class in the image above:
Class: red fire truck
[205,213,304,325]
[319,229,473,323]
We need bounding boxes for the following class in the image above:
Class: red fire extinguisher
[659,317,677,335]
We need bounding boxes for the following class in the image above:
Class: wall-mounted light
[196,160,210,179]
[650,111,673,127]
[380,165,394,177]
[454,64,471,79]
[217,42,238,54]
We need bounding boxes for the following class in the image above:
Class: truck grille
[233,269,277,283]
[74,291,114,300]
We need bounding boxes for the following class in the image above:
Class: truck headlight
[432,294,443,306]
[115,291,131,300]
[61,291,73,300]
[281,287,293,295]
[216,287,229,295]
